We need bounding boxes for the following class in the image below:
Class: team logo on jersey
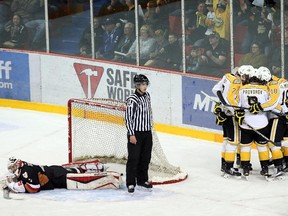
[22,171,28,179]
[73,63,104,98]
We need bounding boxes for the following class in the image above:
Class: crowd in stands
[1,0,287,78]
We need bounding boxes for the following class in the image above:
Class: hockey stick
[200,90,248,110]
[200,91,283,116]
[200,91,277,145]
[242,121,277,146]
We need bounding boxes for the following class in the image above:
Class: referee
[125,74,153,193]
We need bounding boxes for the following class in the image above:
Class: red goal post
[68,98,188,184]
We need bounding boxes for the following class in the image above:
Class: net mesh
[68,98,187,184]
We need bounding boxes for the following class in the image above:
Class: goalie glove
[213,102,222,115]
[215,112,227,125]
[248,102,263,114]
[235,109,245,125]
[5,180,25,193]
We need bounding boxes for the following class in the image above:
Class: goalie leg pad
[66,171,123,190]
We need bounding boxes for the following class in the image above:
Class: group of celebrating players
[212,65,288,180]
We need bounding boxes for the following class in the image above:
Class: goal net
[68,98,188,184]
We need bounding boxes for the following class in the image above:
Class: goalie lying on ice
[4,157,123,193]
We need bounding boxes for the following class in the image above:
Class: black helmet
[134,74,149,85]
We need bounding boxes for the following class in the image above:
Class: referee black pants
[126,131,153,187]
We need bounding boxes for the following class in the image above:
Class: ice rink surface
[0,107,287,216]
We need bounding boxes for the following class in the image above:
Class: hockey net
[68,98,188,184]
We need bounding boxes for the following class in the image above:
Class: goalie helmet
[258,66,272,82]
[134,74,149,85]
[7,157,22,176]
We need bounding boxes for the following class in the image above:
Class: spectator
[144,33,181,70]
[238,41,268,68]
[144,28,168,67]
[0,0,11,43]
[186,45,208,73]
[234,0,250,26]
[98,0,126,18]
[96,17,122,60]
[143,0,161,30]
[199,31,229,77]
[240,6,263,54]
[2,13,28,48]
[112,22,135,62]
[9,0,46,50]
[203,0,216,36]
[125,24,156,65]
[121,0,136,24]
[252,20,271,56]
[79,17,104,58]
[154,0,172,30]
[213,1,230,41]
[185,1,207,45]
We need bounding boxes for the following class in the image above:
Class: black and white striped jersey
[125,90,152,135]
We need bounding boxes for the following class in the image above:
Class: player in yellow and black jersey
[251,67,288,176]
[236,68,273,178]
[212,67,242,177]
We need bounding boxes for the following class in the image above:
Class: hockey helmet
[249,68,261,79]
[134,74,149,85]
[238,65,254,76]
[7,157,22,175]
[231,67,239,76]
[258,66,272,82]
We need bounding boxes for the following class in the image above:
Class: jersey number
[247,96,258,105]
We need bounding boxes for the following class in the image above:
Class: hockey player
[251,67,287,176]
[212,67,242,177]
[125,74,153,193]
[4,157,120,194]
[234,65,255,167]
[236,68,272,178]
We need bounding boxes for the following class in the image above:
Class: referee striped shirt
[125,90,152,135]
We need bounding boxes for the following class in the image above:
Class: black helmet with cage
[133,74,149,86]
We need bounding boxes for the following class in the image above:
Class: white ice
[0,107,287,216]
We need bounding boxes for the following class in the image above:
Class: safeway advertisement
[74,62,138,102]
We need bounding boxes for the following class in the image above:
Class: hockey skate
[266,166,286,181]
[137,182,153,191]
[127,185,135,194]
[259,166,272,181]
[242,166,250,180]
[223,167,241,179]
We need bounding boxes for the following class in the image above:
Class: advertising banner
[182,76,221,130]
[0,51,30,100]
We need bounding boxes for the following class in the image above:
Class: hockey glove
[285,113,288,124]
[248,102,263,114]
[213,102,222,115]
[215,112,227,125]
[285,99,288,108]
[235,109,245,125]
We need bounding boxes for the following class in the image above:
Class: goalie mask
[7,157,22,176]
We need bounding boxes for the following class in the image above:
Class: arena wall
[0,50,223,142]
